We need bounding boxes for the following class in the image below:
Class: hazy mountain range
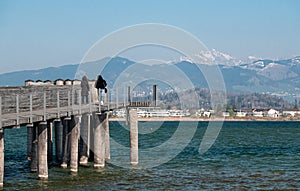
[1,49,299,101]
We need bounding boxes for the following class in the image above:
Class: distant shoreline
[109,116,300,122]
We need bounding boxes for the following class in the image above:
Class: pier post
[126,107,129,126]
[0,97,2,187]
[123,85,126,107]
[0,129,4,187]
[38,121,48,180]
[43,92,46,121]
[116,86,119,108]
[47,120,53,164]
[61,118,70,168]
[79,113,90,165]
[27,125,33,161]
[30,124,38,172]
[130,109,138,165]
[104,89,107,105]
[104,112,110,161]
[56,91,60,119]
[70,115,80,173]
[16,94,19,126]
[54,119,63,163]
[87,114,91,159]
[67,90,71,118]
[107,88,110,111]
[93,113,106,168]
[29,94,33,124]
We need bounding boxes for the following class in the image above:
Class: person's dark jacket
[95,75,107,92]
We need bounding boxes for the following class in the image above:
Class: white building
[113,108,191,118]
[282,110,300,117]
[222,112,230,117]
[203,111,211,117]
[252,109,264,117]
[267,109,279,118]
[137,109,147,118]
[146,110,170,117]
[235,110,247,117]
[196,109,211,117]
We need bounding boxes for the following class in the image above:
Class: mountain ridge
[0,50,299,101]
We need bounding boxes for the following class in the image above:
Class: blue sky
[0,0,299,74]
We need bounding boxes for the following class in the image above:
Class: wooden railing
[0,85,108,128]
[0,84,158,128]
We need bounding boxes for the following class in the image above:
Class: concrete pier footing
[0,129,4,187]
[30,124,38,172]
[129,109,138,165]
[54,119,63,163]
[93,113,106,168]
[70,116,80,173]
[38,121,48,180]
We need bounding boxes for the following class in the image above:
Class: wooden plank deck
[0,85,123,128]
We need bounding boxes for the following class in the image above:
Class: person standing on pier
[81,75,90,104]
[95,75,107,111]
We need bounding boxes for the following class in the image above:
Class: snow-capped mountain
[169,49,300,101]
[178,49,300,82]
[209,48,242,66]
[239,56,300,80]
[176,48,241,66]
[0,50,299,101]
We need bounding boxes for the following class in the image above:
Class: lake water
[3,121,300,190]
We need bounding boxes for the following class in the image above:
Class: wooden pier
[0,80,159,188]
[0,81,144,188]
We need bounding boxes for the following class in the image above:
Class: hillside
[0,52,299,104]
[159,88,293,110]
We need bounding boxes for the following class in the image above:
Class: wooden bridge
[0,81,154,188]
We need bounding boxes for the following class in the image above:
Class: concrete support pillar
[27,125,33,161]
[87,114,91,158]
[104,113,110,161]
[47,120,53,164]
[54,119,63,163]
[93,113,105,168]
[0,129,4,187]
[126,107,129,126]
[61,118,70,168]
[60,118,71,168]
[130,109,138,165]
[79,114,90,165]
[70,115,80,173]
[89,114,94,160]
[30,124,38,172]
[38,121,48,180]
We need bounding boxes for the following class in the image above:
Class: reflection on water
[3,121,300,190]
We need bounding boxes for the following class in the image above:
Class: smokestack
[153,85,157,107]
[128,86,131,104]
